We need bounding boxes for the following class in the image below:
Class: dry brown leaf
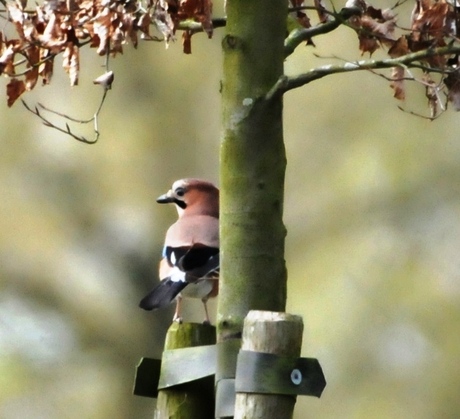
[352,4,397,55]
[180,0,212,21]
[93,8,113,55]
[296,10,311,30]
[423,73,438,117]
[411,0,454,42]
[7,3,24,25]
[137,13,151,37]
[445,70,460,111]
[179,0,213,37]
[40,12,57,41]
[0,0,213,104]
[288,0,313,45]
[153,0,214,51]
[182,30,192,54]
[314,0,329,23]
[359,36,379,55]
[361,15,396,42]
[7,79,26,107]
[122,13,137,48]
[62,42,79,85]
[390,66,405,100]
[0,44,16,76]
[7,3,39,46]
[111,27,125,55]
[199,1,213,38]
[289,0,311,30]
[153,1,175,46]
[39,50,54,85]
[25,45,40,90]
[388,36,409,58]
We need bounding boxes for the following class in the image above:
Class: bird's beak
[156,190,175,204]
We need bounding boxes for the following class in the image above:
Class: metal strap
[159,344,217,389]
[235,350,326,397]
[133,357,161,398]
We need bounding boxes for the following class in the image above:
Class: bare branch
[397,105,445,121]
[269,43,460,99]
[391,0,410,10]
[22,99,99,143]
[37,102,95,124]
[21,86,110,144]
[284,7,362,58]
[177,17,226,33]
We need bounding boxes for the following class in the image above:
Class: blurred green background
[1,2,460,418]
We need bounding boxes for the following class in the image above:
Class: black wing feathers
[139,279,187,310]
[139,244,219,311]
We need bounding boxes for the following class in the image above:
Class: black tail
[139,279,188,311]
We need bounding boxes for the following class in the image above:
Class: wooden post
[234,311,304,419]
[154,322,216,419]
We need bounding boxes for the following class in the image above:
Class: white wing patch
[169,266,186,283]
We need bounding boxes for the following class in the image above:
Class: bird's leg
[173,295,183,323]
[202,298,211,325]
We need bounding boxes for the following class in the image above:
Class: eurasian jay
[139,178,219,323]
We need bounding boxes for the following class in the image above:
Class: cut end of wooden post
[245,310,302,323]
[242,310,304,355]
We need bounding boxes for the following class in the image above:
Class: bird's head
[157,178,219,217]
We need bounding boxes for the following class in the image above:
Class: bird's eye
[175,187,185,198]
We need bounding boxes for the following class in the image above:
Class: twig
[176,17,226,33]
[397,105,445,121]
[284,7,362,58]
[369,65,446,115]
[10,52,57,77]
[313,50,458,75]
[21,87,109,144]
[391,0,410,10]
[22,100,99,143]
[367,67,415,82]
[268,43,460,99]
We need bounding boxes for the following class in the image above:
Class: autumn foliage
[347,0,460,109]
[0,0,212,105]
[0,0,459,116]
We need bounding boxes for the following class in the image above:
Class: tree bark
[154,323,216,419]
[218,0,288,340]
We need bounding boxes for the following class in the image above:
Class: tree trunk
[154,323,216,419]
[218,0,288,340]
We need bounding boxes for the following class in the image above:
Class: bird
[139,178,219,323]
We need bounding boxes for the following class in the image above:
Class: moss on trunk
[218,0,288,339]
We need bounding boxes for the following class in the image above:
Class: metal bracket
[235,350,326,398]
[159,344,216,389]
[134,344,326,407]
[133,357,161,398]
[215,378,236,418]
[133,344,216,398]
[215,339,241,417]
[214,342,325,417]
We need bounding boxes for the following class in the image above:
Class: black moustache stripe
[174,199,187,209]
